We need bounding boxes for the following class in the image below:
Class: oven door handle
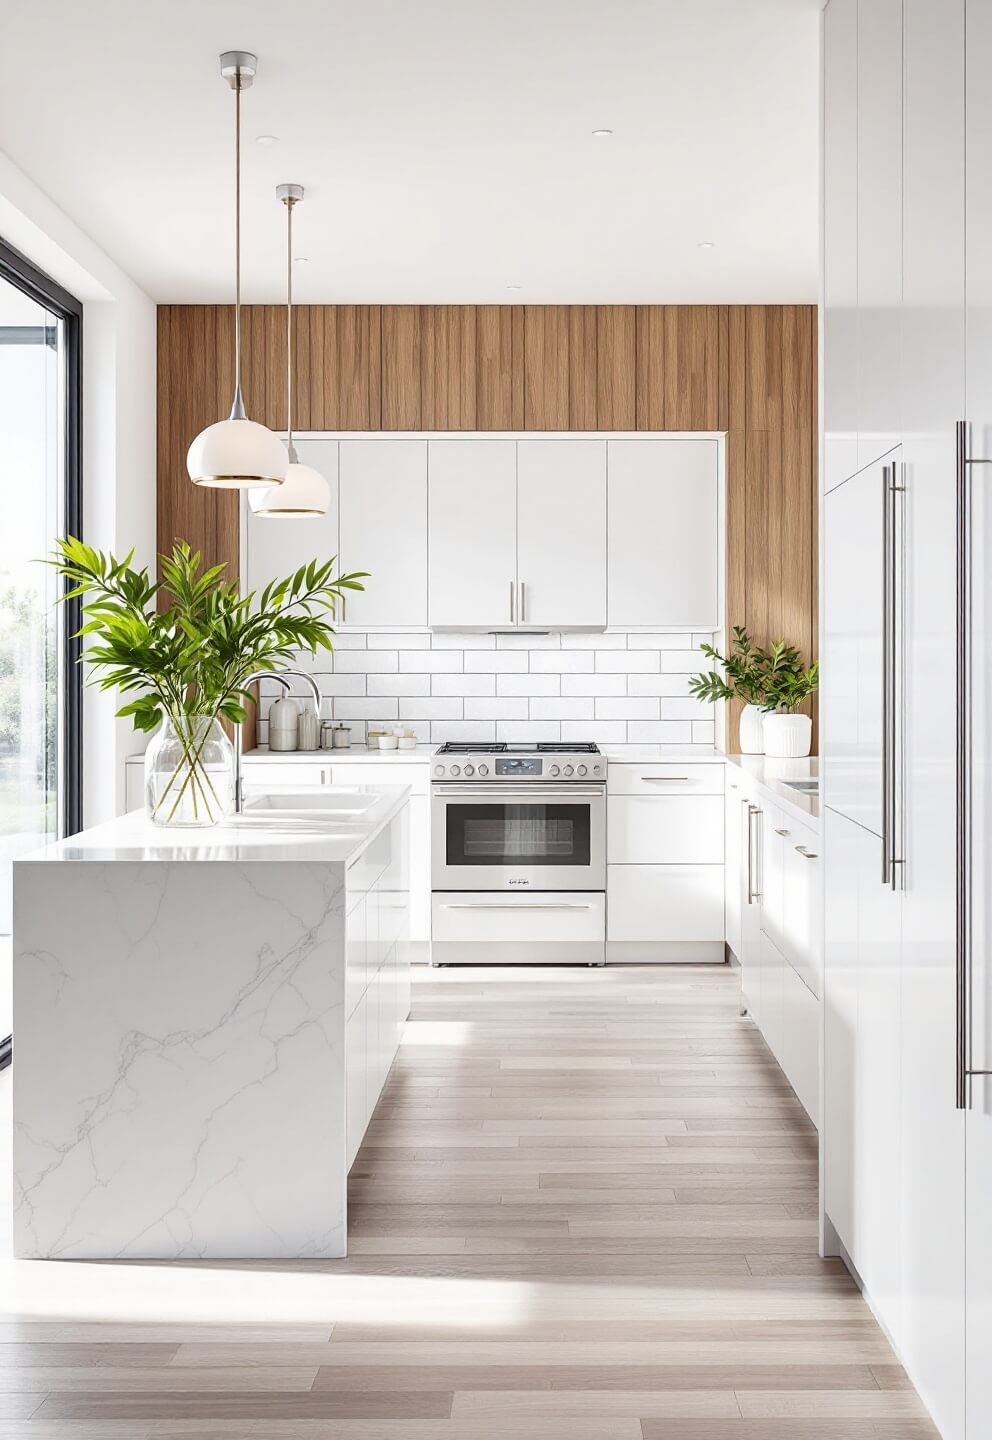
[439,902,596,911]
[434,786,606,799]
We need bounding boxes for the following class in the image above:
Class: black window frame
[0,238,83,1072]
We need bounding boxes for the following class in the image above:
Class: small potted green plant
[760,641,819,758]
[49,537,366,827]
[688,626,772,754]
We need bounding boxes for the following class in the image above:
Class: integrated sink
[243,790,380,816]
[783,778,819,794]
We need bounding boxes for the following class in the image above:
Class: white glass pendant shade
[248,458,329,515]
[188,417,289,489]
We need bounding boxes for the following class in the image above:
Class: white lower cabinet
[606,762,725,962]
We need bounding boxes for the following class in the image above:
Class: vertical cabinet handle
[881,463,892,885]
[881,459,905,891]
[746,804,762,905]
[509,579,515,625]
[519,580,526,624]
[957,420,975,1108]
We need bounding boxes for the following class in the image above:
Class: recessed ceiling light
[256,134,279,146]
[591,128,613,138]
[506,284,522,292]
[698,240,716,250]
[294,256,309,264]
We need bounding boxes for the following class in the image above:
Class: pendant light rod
[277,182,304,463]
[220,51,257,421]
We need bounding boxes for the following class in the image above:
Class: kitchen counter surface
[602,745,721,762]
[243,744,437,763]
[20,784,411,866]
[725,753,820,825]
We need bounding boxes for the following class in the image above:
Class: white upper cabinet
[245,439,340,595]
[607,439,719,629]
[856,0,903,472]
[516,440,607,629]
[427,440,517,629]
[339,440,428,628]
[823,0,859,488]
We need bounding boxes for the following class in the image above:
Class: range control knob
[463,764,475,777]
[434,764,445,776]
[478,764,489,777]
[577,764,588,776]
[563,764,574,777]
[450,764,461,777]
[593,763,603,776]
[549,764,561,777]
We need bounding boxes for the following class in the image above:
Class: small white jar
[268,695,300,752]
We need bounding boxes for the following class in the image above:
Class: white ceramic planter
[738,704,765,755]
[763,712,813,759]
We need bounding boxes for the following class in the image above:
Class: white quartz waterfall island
[12,786,411,1260]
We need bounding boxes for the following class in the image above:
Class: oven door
[431,785,606,891]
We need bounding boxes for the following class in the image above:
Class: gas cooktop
[432,741,604,782]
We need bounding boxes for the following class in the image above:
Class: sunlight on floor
[399,1019,474,1047]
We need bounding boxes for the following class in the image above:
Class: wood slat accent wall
[157,303,818,750]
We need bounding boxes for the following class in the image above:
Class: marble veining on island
[12,787,411,1261]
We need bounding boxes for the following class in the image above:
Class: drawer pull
[775,827,791,837]
[641,775,690,782]
[795,845,818,860]
[441,902,594,912]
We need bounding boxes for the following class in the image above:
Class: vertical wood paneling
[157,302,819,752]
[381,306,422,428]
[596,306,636,429]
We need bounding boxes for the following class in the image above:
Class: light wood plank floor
[0,964,937,1439]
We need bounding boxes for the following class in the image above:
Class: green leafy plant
[688,625,773,708]
[48,537,367,821]
[762,640,819,714]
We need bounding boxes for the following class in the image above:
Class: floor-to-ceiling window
[0,241,81,1065]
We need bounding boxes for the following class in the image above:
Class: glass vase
[144,714,234,828]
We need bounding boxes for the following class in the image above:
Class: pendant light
[186,52,289,490]
[249,184,330,517]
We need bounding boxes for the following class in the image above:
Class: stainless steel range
[430,743,607,966]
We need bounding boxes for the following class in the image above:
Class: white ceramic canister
[268,695,300,752]
[738,703,765,755]
[762,712,813,759]
[297,705,321,752]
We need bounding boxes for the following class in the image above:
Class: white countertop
[601,745,722,762]
[725,754,820,826]
[243,744,437,763]
[17,785,411,866]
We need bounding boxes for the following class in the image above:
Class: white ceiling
[0,0,821,304]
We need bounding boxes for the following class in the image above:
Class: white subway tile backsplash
[627,720,694,743]
[298,630,718,747]
[595,697,661,721]
[560,673,626,697]
[333,649,398,673]
[496,720,562,742]
[432,673,497,697]
[627,673,692,697]
[530,697,594,721]
[464,696,529,721]
[530,650,595,674]
[431,720,496,743]
[400,649,463,673]
[596,650,659,673]
[334,696,399,721]
[627,632,693,649]
[465,650,529,673]
[497,674,561,697]
[400,696,462,720]
[369,673,429,697]
[430,630,495,649]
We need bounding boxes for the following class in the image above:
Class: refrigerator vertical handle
[881,463,892,885]
[956,421,973,1109]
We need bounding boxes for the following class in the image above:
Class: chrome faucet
[234,670,290,814]
[233,669,325,814]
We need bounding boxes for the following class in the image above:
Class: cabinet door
[339,440,427,627]
[607,440,719,629]
[822,455,889,838]
[516,440,606,628]
[824,807,861,1253]
[245,439,339,594]
[965,3,991,1436]
[758,805,788,959]
[606,865,725,943]
[428,440,516,628]
[607,795,724,865]
[823,0,859,487]
[782,828,821,1000]
[856,0,903,471]
[725,778,744,960]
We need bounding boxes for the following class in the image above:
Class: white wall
[0,148,156,823]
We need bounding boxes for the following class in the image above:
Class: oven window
[446,802,591,867]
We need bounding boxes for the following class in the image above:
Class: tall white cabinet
[822,2,984,1435]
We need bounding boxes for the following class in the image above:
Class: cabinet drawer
[432,893,605,945]
[608,763,725,796]
[778,959,820,1126]
[242,761,332,790]
[324,760,431,796]
[608,794,724,864]
[607,864,725,942]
